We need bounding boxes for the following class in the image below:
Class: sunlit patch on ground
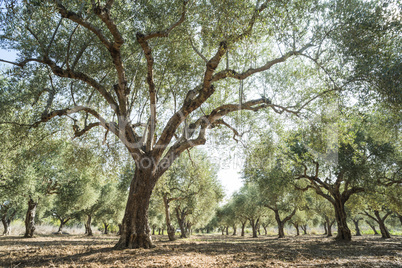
[1,234,401,267]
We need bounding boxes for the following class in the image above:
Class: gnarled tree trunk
[300,224,308,235]
[272,208,296,239]
[333,197,351,241]
[86,214,93,236]
[115,167,157,249]
[24,198,38,238]
[163,195,176,241]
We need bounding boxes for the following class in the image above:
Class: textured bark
[175,207,188,238]
[333,197,351,241]
[115,167,156,249]
[352,219,362,236]
[24,198,38,238]
[327,219,335,237]
[163,195,176,241]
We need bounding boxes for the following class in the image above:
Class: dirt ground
[1,234,401,267]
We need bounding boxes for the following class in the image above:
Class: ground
[1,234,401,267]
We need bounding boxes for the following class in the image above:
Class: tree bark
[327,219,335,237]
[374,211,391,239]
[366,220,379,235]
[24,198,38,238]
[57,218,70,234]
[115,167,157,249]
[262,224,268,235]
[104,222,109,234]
[333,197,351,241]
[86,214,93,236]
[249,218,259,238]
[163,195,176,241]
[175,206,188,238]
[293,223,300,236]
[300,224,308,235]
[225,225,229,236]
[2,217,11,236]
[273,208,296,238]
[352,219,361,236]
[232,224,237,235]
[323,221,328,235]
[240,220,246,237]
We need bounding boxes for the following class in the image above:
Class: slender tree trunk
[104,222,109,234]
[57,218,70,234]
[353,219,361,236]
[158,228,161,235]
[250,218,259,238]
[366,220,379,235]
[86,214,93,236]
[115,167,157,249]
[232,224,237,235]
[117,224,122,235]
[24,198,38,238]
[293,223,300,236]
[241,221,246,237]
[221,227,224,235]
[374,211,391,239]
[323,221,328,235]
[274,210,285,238]
[333,198,351,241]
[163,196,176,241]
[301,224,308,235]
[225,226,229,236]
[262,225,268,236]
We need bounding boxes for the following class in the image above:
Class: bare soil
[1,234,401,267]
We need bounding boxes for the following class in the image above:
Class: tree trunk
[2,217,11,236]
[250,218,259,238]
[232,224,237,235]
[86,214,93,236]
[24,198,38,238]
[323,221,328,235]
[353,219,361,236]
[225,226,229,236]
[104,222,109,234]
[374,211,391,239]
[115,167,157,249]
[398,214,402,227]
[117,224,122,235]
[163,195,176,241]
[366,220,379,235]
[301,224,307,235]
[327,219,334,237]
[240,221,246,237]
[175,206,188,238]
[333,198,351,241]
[57,218,70,234]
[293,223,300,236]
[262,225,268,236]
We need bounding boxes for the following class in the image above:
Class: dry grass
[1,234,401,267]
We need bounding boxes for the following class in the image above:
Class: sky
[0,48,244,199]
